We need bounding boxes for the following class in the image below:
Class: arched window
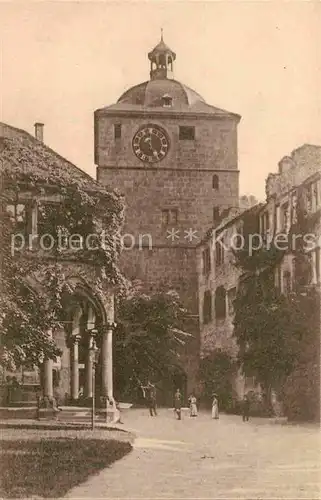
[215,286,226,319]
[159,54,166,67]
[212,175,219,190]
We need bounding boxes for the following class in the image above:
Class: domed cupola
[148,31,176,80]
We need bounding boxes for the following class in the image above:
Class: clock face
[132,124,169,163]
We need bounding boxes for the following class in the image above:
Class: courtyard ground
[66,408,320,500]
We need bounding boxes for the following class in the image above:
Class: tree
[113,289,191,400]
[0,131,125,370]
[0,210,65,369]
[232,225,319,415]
[198,349,236,410]
[281,287,320,421]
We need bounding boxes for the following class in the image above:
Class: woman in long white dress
[212,394,219,419]
[189,394,198,417]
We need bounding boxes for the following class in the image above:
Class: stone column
[43,360,53,399]
[85,307,96,398]
[85,334,94,398]
[43,329,53,399]
[225,291,229,319]
[101,322,116,399]
[70,335,81,400]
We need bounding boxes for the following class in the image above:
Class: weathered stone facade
[197,205,263,398]
[261,144,321,293]
[261,144,321,420]
[197,143,321,411]
[94,37,241,392]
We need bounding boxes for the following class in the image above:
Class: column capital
[68,334,81,347]
[105,321,117,331]
[84,328,98,338]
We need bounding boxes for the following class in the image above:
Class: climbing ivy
[0,138,126,370]
[232,188,319,409]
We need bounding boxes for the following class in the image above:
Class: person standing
[141,381,157,416]
[242,394,250,422]
[211,393,219,419]
[188,393,198,417]
[174,388,182,420]
[109,397,124,424]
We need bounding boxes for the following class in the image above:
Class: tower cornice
[94,108,241,123]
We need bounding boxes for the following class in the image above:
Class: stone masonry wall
[98,167,238,244]
[198,222,241,359]
[95,110,240,393]
[120,246,200,393]
[96,114,239,243]
[95,115,238,171]
[120,246,199,313]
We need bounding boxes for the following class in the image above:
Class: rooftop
[0,122,122,205]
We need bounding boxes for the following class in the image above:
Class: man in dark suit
[242,394,250,421]
[142,381,157,416]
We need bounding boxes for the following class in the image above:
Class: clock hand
[143,136,157,155]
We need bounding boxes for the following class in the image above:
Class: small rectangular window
[162,209,169,225]
[114,124,122,139]
[179,126,195,140]
[6,203,31,237]
[162,209,178,226]
[170,209,178,225]
[162,95,173,107]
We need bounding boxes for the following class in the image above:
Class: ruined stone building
[197,204,263,399]
[260,144,321,420]
[261,144,321,293]
[196,144,321,410]
[94,36,241,393]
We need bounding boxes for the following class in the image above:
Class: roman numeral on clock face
[132,124,170,163]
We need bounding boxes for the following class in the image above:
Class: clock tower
[94,36,241,396]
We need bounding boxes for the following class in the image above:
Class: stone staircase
[0,405,113,423]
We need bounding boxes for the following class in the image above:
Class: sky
[1,1,320,201]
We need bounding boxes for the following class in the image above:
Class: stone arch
[63,275,115,403]
[65,276,108,327]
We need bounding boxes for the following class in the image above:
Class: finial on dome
[148,33,176,80]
